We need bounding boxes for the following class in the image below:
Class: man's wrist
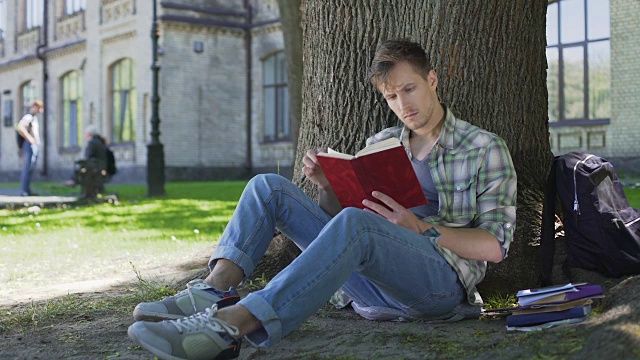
[421,224,439,237]
[317,182,332,192]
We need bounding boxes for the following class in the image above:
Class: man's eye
[406,87,415,93]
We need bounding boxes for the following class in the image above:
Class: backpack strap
[539,157,559,286]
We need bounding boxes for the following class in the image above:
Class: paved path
[0,186,78,207]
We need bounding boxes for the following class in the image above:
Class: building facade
[547,0,640,175]
[0,0,294,183]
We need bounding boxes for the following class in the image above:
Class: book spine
[506,305,591,327]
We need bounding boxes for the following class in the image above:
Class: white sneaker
[128,304,242,360]
[133,279,240,321]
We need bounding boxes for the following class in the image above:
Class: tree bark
[290,0,552,293]
[275,0,303,154]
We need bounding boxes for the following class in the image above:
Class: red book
[316,138,427,210]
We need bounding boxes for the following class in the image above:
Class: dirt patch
[2,254,640,359]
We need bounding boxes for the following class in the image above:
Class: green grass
[482,292,517,311]
[0,181,247,295]
[624,186,640,209]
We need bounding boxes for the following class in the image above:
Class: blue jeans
[210,174,465,347]
[20,142,38,194]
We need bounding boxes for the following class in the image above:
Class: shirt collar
[399,105,456,158]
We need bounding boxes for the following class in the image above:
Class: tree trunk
[291,0,552,294]
[249,0,306,276]
[275,0,303,154]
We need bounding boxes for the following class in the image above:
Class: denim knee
[325,207,377,242]
[247,173,290,194]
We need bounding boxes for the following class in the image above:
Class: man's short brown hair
[32,100,44,109]
[368,39,433,89]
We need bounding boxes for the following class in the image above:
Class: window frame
[109,58,136,145]
[0,0,6,40]
[64,0,86,16]
[20,80,37,116]
[262,50,291,143]
[547,0,611,128]
[60,70,83,150]
[25,0,43,30]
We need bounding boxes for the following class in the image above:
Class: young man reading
[128,39,517,360]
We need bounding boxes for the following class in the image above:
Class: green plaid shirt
[366,108,517,305]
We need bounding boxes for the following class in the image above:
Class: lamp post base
[147,143,166,197]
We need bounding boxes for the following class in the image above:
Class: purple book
[506,304,591,327]
[530,284,604,306]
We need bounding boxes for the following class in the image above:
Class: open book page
[517,283,586,297]
[318,138,402,160]
[355,138,402,156]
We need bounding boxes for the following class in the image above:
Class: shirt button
[504,223,512,229]
[456,186,461,191]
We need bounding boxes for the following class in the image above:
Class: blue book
[506,304,591,327]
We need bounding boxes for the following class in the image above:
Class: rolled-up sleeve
[472,137,517,259]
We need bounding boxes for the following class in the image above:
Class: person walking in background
[16,100,44,196]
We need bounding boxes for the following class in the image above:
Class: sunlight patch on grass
[0,181,247,300]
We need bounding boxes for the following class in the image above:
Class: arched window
[61,71,83,148]
[262,51,290,142]
[110,58,136,144]
[20,80,38,116]
[547,0,610,125]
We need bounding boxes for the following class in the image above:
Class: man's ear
[428,70,438,89]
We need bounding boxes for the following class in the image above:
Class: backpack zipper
[573,154,594,215]
[625,217,640,228]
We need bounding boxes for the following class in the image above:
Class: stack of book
[494,283,604,331]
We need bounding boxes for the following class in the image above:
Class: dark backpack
[16,123,31,149]
[539,152,640,286]
[106,147,117,176]
[17,130,25,148]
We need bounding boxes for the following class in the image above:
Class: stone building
[0,0,294,183]
[546,0,640,175]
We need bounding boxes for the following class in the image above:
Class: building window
[20,80,38,116]
[25,0,43,29]
[110,58,136,144]
[0,0,6,40]
[263,51,290,142]
[547,0,610,126]
[61,71,83,148]
[65,0,86,15]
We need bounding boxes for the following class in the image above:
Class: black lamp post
[147,0,165,196]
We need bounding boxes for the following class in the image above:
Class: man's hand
[302,148,330,189]
[363,191,431,234]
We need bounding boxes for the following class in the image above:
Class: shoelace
[184,279,202,314]
[171,305,240,337]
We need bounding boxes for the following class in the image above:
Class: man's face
[379,61,440,133]
[32,105,44,114]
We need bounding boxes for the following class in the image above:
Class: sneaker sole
[128,323,185,360]
[132,308,185,322]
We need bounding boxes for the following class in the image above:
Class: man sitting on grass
[128,39,517,360]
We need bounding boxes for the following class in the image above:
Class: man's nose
[397,94,409,110]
